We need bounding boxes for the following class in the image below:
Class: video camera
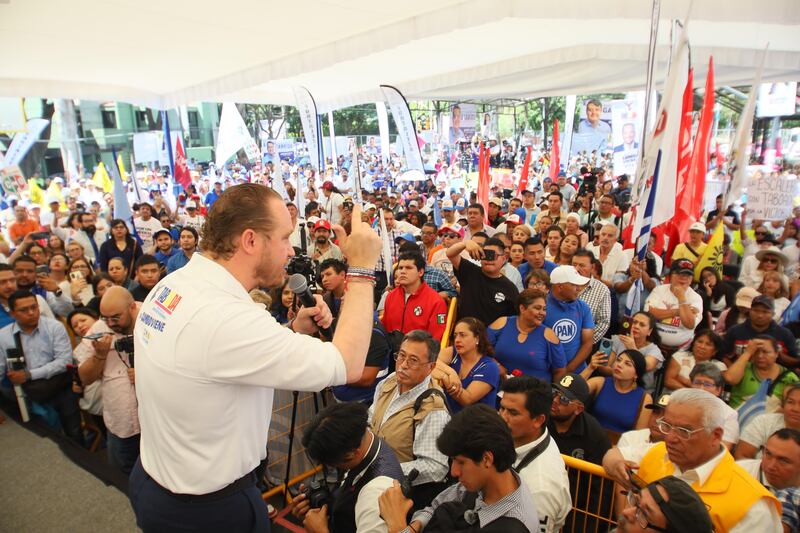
[287,254,318,291]
[6,348,30,422]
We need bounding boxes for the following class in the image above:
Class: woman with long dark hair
[698,266,737,330]
[98,219,141,274]
[663,329,725,391]
[433,317,500,413]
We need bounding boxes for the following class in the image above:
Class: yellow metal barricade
[560,454,618,532]
[440,297,457,350]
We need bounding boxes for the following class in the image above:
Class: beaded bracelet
[346,273,376,285]
[347,266,376,277]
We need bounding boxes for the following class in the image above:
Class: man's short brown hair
[200,184,281,260]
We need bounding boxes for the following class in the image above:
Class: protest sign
[746,173,797,221]
[0,165,27,195]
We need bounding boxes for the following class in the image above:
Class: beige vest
[371,375,447,462]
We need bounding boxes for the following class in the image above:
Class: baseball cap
[645,393,670,411]
[489,197,503,207]
[321,181,335,190]
[734,287,760,309]
[362,202,376,211]
[394,233,416,244]
[314,220,332,231]
[751,295,775,311]
[566,212,581,223]
[671,259,694,276]
[307,216,321,226]
[522,189,534,195]
[408,200,419,207]
[455,198,467,209]
[442,199,454,211]
[505,214,522,225]
[437,224,465,239]
[153,228,172,240]
[649,476,714,533]
[689,222,706,233]
[186,200,198,209]
[550,265,590,285]
[553,374,590,405]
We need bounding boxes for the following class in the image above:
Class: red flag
[174,136,192,191]
[664,68,695,260]
[477,144,490,224]
[685,60,715,221]
[549,119,560,181]
[517,147,532,195]
[715,141,725,166]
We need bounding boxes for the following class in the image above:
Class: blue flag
[738,377,771,429]
[161,110,175,179]
[432,192,443,227]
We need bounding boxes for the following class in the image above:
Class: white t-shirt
[133,216,164,252]
[644,284,702,347]
[179,214,205,234]
[739,413,785,457]
[670,351,727,381]
[135,253,347,494]
[617,428,658,464]
[514,430,571,533]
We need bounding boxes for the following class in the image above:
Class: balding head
[100,286,137,334]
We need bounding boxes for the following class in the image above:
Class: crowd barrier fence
[561,454,618,532]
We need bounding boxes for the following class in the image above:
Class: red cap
[321,181,335,190]
[314,220,332,231]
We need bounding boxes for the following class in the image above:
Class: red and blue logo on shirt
[154,286,182,315]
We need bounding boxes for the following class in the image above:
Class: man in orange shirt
[9,206,41,245]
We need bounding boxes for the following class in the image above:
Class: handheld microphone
[287,273,333,339]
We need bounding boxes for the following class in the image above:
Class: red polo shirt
[381,281,447,340]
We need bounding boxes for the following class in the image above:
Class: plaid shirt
[368,375,450,486]
[375,227,402,273]
[579,278,611,343]
[424,267,457,298]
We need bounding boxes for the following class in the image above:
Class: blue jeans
[107,432,140,475]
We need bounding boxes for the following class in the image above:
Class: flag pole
[638,0,662,172]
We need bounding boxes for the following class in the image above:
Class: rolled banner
[293,86,323,172]
[380,85,424,173]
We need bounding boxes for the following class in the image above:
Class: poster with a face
[366,135,381,155]
[448,103,476,144]
[611,93,645,177]
[571,99,613,155]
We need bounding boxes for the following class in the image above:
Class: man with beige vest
[368,330,450,510]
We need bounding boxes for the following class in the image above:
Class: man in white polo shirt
[129,184,381,532]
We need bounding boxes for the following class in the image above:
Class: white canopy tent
[2,0,799,110]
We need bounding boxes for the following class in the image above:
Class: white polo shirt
[514,429,571,533]
[134,253,347,494]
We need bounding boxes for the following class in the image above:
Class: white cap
[363,202,376,211]
[186,200,198,209]
[550,265,590,285]
[566,212,581,222]
[307,216,321,225]
[408,200,418,207]
[689,222,706,232]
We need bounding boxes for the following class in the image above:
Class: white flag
[293,87,322,171]
[375,102,391,166]
[726,47,767,206]
[380,85,424,173]
[215,103,259,167]
[3,118,50,167]
[379,209,392,286]
[632,22,690,236]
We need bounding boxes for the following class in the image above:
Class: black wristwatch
[54,289,63,297]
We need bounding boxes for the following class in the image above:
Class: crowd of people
[0,142,799,532]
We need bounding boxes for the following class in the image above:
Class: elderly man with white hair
[603,388,781,532]
[586,221,629,288]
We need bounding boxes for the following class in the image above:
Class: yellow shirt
[671,242,707,265]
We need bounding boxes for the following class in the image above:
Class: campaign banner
[292,86,323,171]
[262,139,294,163]
[757,82,797,118]
[133,132,161,163]
[571,99,612,155]
[3,118,50,167]
[447,103,476,143]
[0,165,27,195]
[611,94,645,177]
[380,85,424,173]
[746,173,797,221]
[479,110,496,137]
[375,101,391,165]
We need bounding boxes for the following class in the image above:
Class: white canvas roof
[2,0,799,110]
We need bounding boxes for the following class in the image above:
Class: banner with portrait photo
[757,82,797,118]
[570,99,613,156]
[262,139,294,164]
[447,103,476,144]
[611,93,645,177]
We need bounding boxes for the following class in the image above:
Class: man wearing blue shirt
[0,290,83,445]
[204,181,223,208]
[519,236,558,282]
[543,266,595,373]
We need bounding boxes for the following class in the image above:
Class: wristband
[347,267,376,277]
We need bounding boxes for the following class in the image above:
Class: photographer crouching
[129,184,382,532]
[77,286,140,474]
[292,402,405,533]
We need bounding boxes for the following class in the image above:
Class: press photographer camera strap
[513,433,552,472]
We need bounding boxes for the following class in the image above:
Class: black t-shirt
[332,321,390,403]
[707,207,740,224]
[130,284,155,303]
[723,319,799,364]
[454,259,519,327]
[548,412,611,465]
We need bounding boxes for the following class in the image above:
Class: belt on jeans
[155,469,258,503]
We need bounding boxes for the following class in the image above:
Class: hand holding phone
[83,332,111,341]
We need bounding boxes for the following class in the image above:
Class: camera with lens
[6,348,25,372]
[302,479,332,509]
[114,335,135,367]
[287,254,318,290]
[579,171,598,196]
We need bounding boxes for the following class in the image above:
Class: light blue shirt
[0,317,72,381]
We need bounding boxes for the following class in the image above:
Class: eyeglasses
[656,418,705,440]
[394,352,427,369]
[441,233,459,239]
[101,313,123,325]
[691,379,718,390]
[552,390,573,405]
[625,489,667,532]
[761,257,779,264]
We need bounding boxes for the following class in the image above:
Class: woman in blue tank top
[487,288,567,382]
[433,317,500,414]
[582,349,652,436]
